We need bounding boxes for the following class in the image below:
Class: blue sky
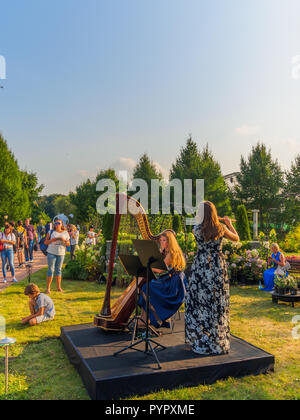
[1,0,300,194]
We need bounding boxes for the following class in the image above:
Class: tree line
[1,131,298,239]
[39,137,299,239]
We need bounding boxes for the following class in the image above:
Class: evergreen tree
[198,144,232,216]
[170,137,231,216]
[236,204,251,241]
[102,212,115,241]
[170,137,201,183]
[233,142,284,229]
[133,153,163,184]
[172,214,183,233]
[283,155,300,228]
[132,153,163,211]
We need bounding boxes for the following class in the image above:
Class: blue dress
[262,252,285,292]
[138,268,187,328]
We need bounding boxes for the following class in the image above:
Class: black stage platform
[60,319,275,400]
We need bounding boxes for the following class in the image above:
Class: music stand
[118,255,160,342]
[114,240,167,369]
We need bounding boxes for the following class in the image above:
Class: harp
[94,193,174,332]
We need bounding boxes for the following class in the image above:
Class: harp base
[94,314,127,332]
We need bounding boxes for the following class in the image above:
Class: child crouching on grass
[22,284,55,326]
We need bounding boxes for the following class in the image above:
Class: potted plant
[274,274,287,295]
[287,275,298,296]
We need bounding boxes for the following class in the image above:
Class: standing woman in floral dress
[185,201,239,355]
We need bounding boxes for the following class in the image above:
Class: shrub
[236,205,251,241]
[63,260,89,281]
[281,225,300,253]
[63,244,106,281]
[103,212,115,240]
[172,214,183,233]
[118,240,134,255]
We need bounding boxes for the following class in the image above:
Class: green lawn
[0,268,299,400]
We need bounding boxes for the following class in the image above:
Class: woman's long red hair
[161,231,186,271]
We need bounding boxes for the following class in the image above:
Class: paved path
[0,250,47,292]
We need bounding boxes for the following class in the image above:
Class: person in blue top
[138,231,187,329]
[262,243,288,291]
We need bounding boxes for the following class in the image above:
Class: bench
[286,257,300,288]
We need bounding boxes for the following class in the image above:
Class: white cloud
[109,157,136,182]
[0,55,6,80]
[110,157,136,173]
[78,169,89,178]
[283,138,300,152]
[291,55,300,81]
[235,125,260,136]
[109,157,170,182]
[153,161,170,181]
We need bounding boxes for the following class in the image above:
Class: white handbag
[275,261,291,276]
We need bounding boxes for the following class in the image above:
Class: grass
[0,268,300,400]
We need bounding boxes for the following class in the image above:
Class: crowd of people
[0,218,40,284]
[0,218,101,289]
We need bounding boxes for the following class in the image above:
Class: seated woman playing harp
[138,231,187,329]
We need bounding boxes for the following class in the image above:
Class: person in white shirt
[70,225,79,260]
[44,219,70,294]
[86,226,99,246]
[0,224,17,283]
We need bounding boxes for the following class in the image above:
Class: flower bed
[222,240,267,285]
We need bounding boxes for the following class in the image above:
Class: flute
[218,217,237,223]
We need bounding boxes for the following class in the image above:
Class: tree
[21,170,44,222]
[133,153,163,185]
[38,194,65,220]
[170,137,201,192]
[198,144,232,216]
[21,171,44,208]
[236,204,251,241]
[31,208,51,225]
[70,179,96,224]
[102,212,115,241]
[132,153,163,211]
[233,143,284,229]
[0,134,30,221]
[53,195,76,218]
[172,214,183,233]
[283,155,300,228]
[70,169,119,224]
[170,137,231,216]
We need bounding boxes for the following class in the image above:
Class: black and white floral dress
[185,224,230,355]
